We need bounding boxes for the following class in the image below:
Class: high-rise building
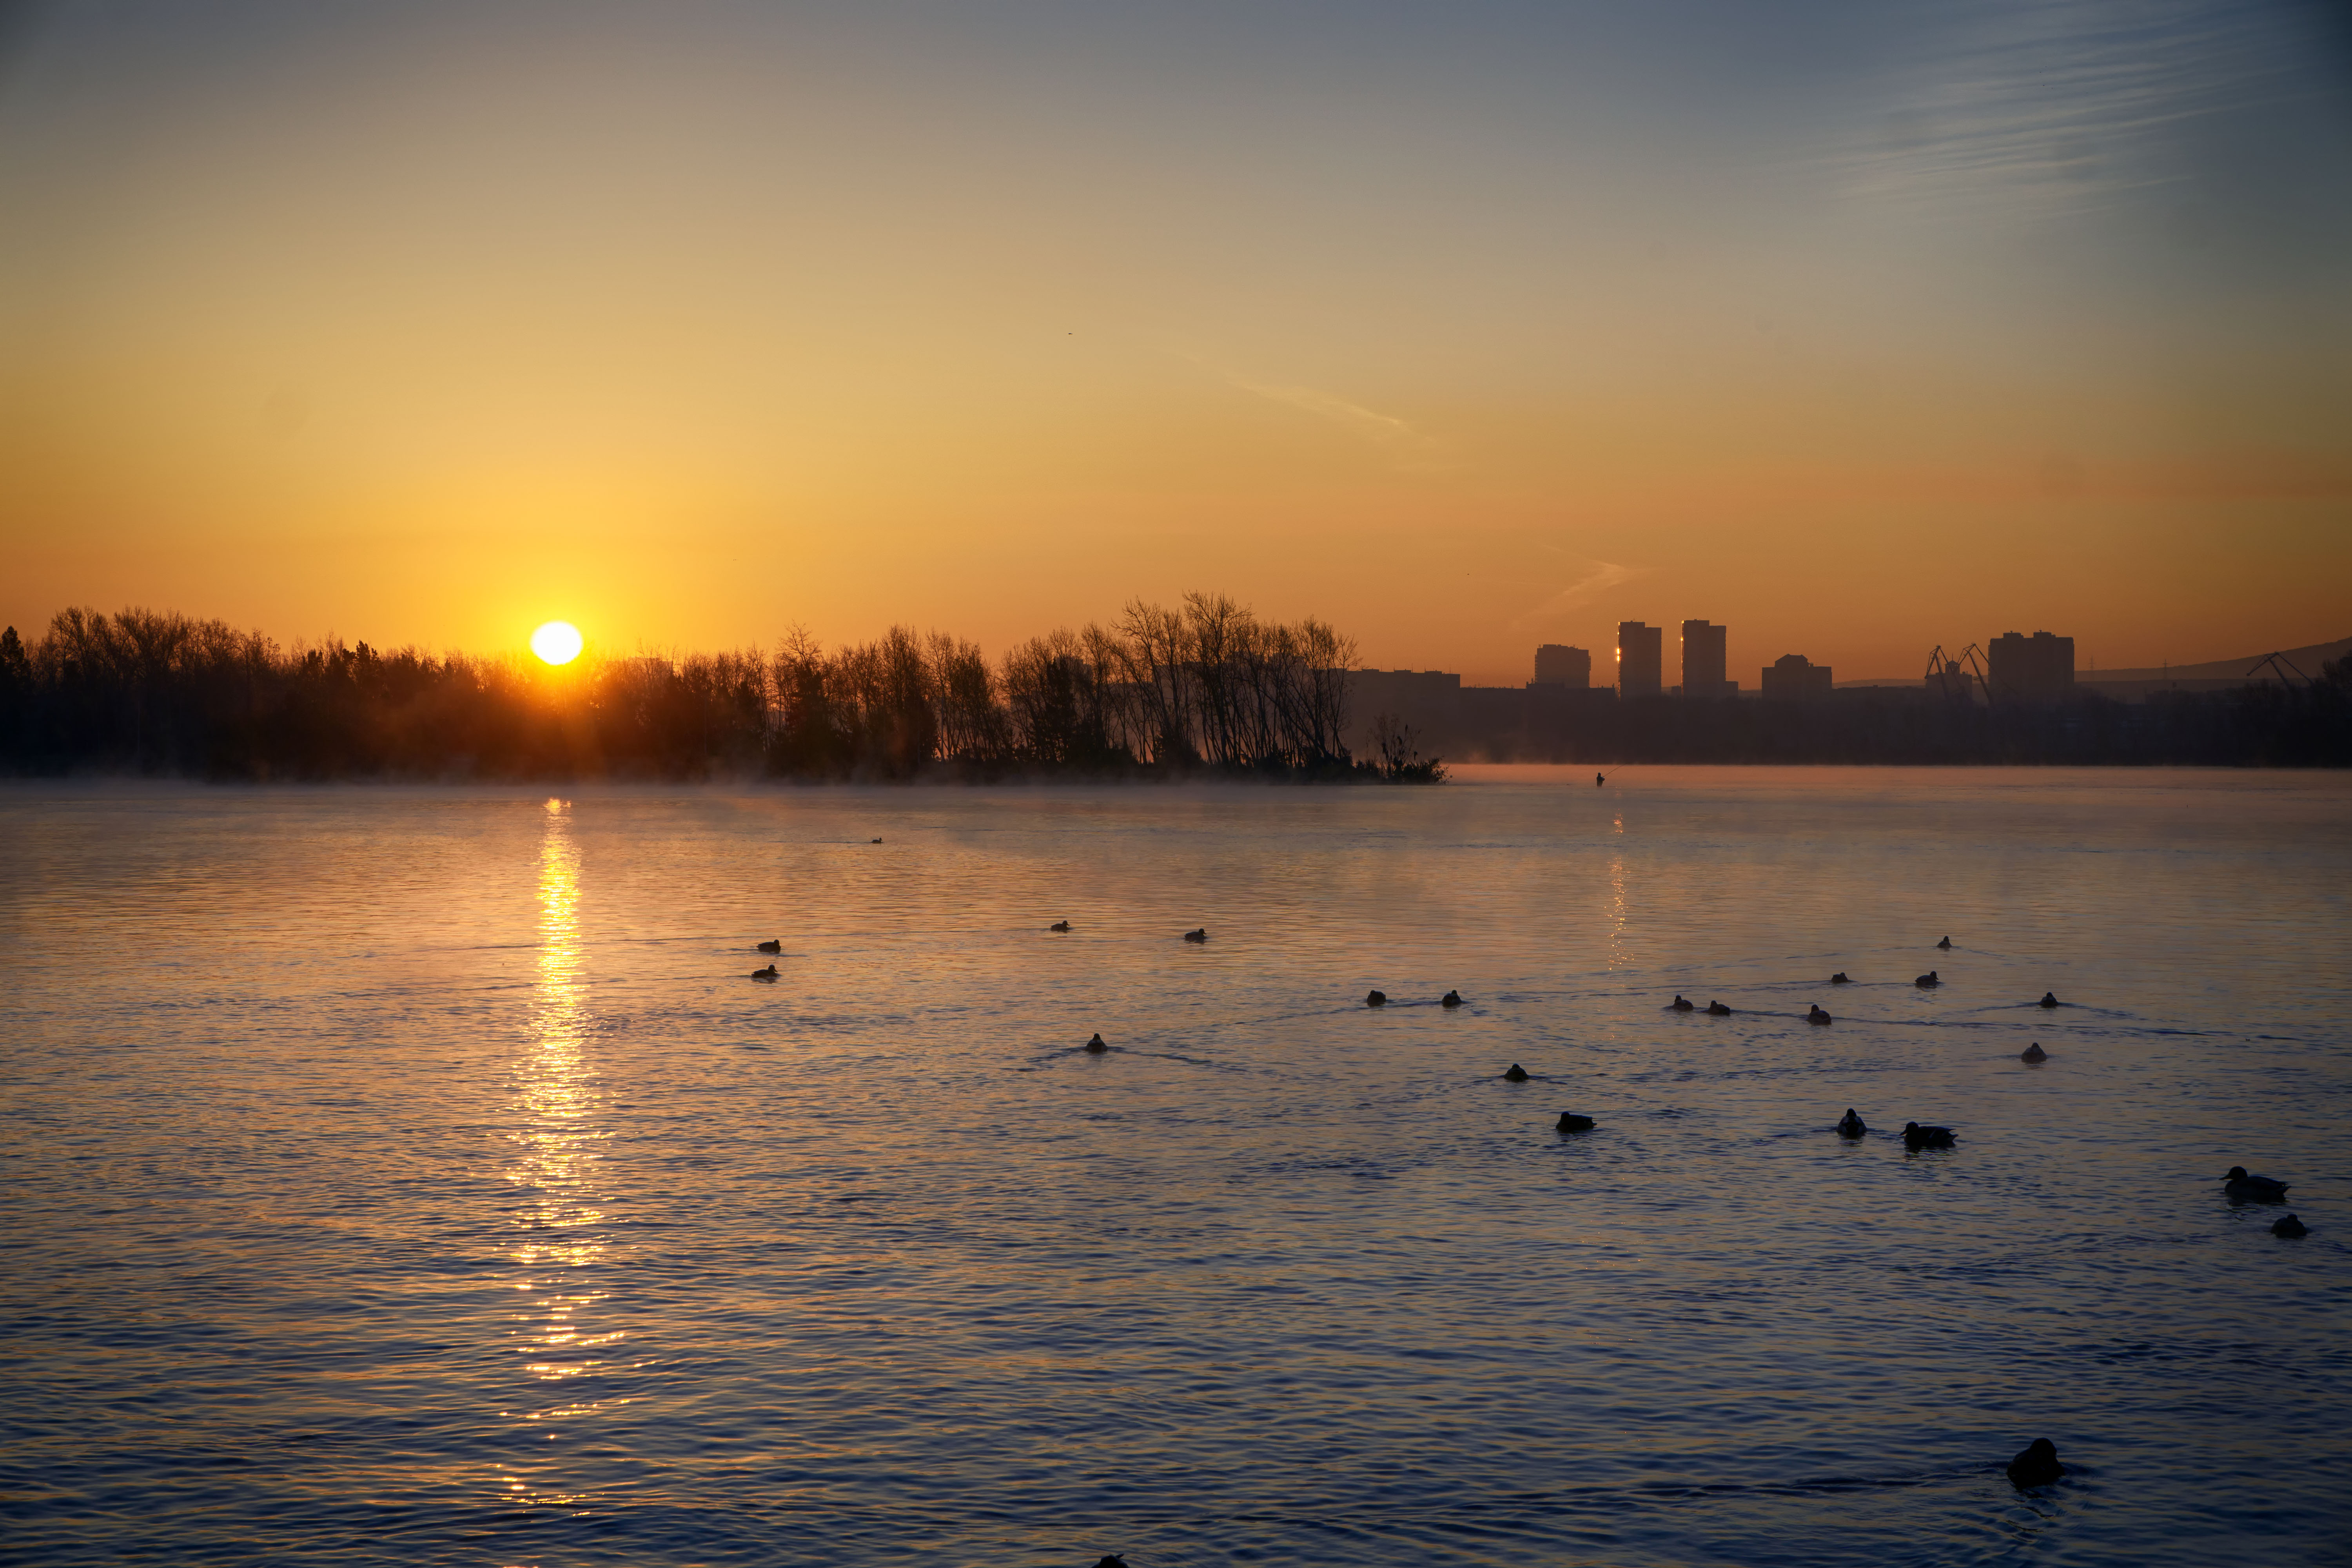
[1617,622,1663,698]
[1760,653,1833,699]
[1532,644,1591,689]
[1680,619,1731,697]
[1985,631,2074,700]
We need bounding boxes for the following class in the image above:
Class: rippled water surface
[4,768,2349,1566]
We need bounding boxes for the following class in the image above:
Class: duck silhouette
[870,837,882,844]
[1902,1121,1956,1150]
[1183,928,1207,943]
[2038,991,2059,1007]
[1556,1112,1595,1132]
[2223,1167,2288,1201]
[2020,1042,2048,1063]
[1836,1109,1867,1137]
[1936,936,1952,950]
[2005,1438,2064,1488]
[1441,990,1463,1007]
[1093,1557,1130,1568]
[1829,971,1851,984]
[750,964,779,980]
[1049,920,1071,932]
[1502,1064,1530,1082]
[1084,1033,1107,1053]
[1808,1004,1833,1025]
[755,938,782,954]
[1705,1000,1732,1016]
[1366,990,1388,1007]
[1915,971,1940,987]
[2272,1214,2308,1238]
[1670,995,1695,1011]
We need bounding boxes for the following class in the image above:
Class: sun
[531,621,584,665]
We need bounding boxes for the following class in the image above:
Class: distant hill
[2080,635,2351,685]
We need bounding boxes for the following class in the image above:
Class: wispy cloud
[1511,556,1642,628]
[1819,0,2283,218]
[1227,376,1417,442]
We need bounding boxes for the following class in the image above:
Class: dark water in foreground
[3,768,2348,1567]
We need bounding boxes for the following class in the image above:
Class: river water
[3,768,2348,1566]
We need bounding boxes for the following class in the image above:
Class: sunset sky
[2,0,2347,684]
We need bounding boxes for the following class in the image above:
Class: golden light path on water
[497,797,619,1506]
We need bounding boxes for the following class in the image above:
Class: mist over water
[4,768,2348,1565]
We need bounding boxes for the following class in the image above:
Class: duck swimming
[2005,1438,2064,1489]
[1084,1033,1107,1053]
[1902,1121,1956,1150]
[1183,928,1207,942]
[1441,990,1464,1007]
[756,938,782,954]
[1557,1112,1595,1132]
[1670,995,1695,1011]
[1830,972,1851,984]
[1915,971,1940,987]
[750,964,779,980]
[2223,1167,2288,1201]
[2038,991,2059,1008]
[1936,936,1952,950]
[1808,1004,1833,1025]
[1705,1000,1733,1016]
[1503,1064,1530,1082]
[2272,1213,2308,1238]
[1837,1109,1867,1137]
[1049,920,1071,933]
[1366,990,1388,1007]
[2020,1042,2048,1063]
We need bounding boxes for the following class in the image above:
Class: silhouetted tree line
[1543,668,2352,767]
[0,595,1407,782]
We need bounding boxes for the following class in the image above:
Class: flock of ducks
[739,922,2312,1506]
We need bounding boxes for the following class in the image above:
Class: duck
[1094,1557,1131,1568]
[2005,1437,2064,1488]
[1556,1112,1595,1132]
[1837,1109,1867,1137]
[2223,1167,2288,1202]
[1936,936,1952,950]
[1705,1000,1732,1016]
[869,837,883,844]
[1915,971,1940,987]
[1183,928,1207,943]
[2038,991,2059,1008]
[1049,920,1071,933]
[1670,995,1695,1011]
[1084,1033,1107,1054]
[750,964,779,980]
[1829,971,1851,984]
[1366,990,1388,1007]
[1503,1063,1530,1082]
[1902,1121,1956,1150]
[2020,1042,2047,1063]
[1442,990,1464,1007]
[755,938,782,954]
[2272,1213,2308,1238]
[1808,1004,1833,1025]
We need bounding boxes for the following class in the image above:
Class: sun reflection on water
[496,798,622,1505]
